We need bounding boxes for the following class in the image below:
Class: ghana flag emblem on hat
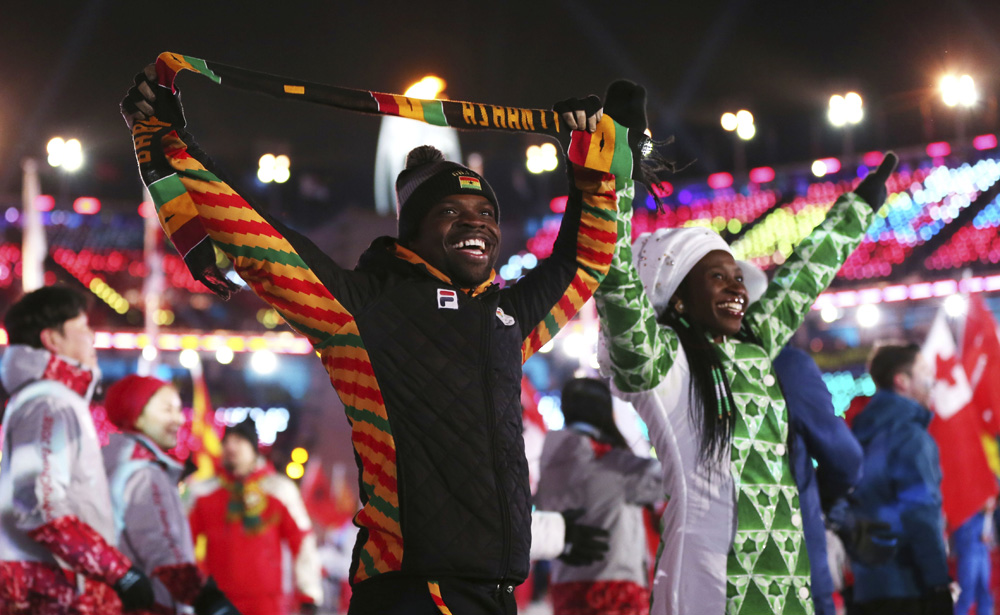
[458,176,482,191]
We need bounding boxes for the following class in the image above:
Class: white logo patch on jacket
[496,307,515,326]
[437,289,459,310]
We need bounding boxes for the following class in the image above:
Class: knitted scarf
[131,52,637,297]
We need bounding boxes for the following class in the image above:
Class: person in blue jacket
[850,342,953,615]
[742,263,865,615]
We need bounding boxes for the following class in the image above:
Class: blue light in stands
[678,189,693,205]
[707,172,733,190]
[749,166,775,183]
[926,142,951,157]
[973,134,998,151]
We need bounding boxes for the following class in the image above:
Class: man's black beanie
[395,145,499,242]
[223,417,259,453]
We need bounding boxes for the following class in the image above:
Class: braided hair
[657,300,762,466]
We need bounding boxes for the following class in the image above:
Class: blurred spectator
[103,374,240,615]
[850,342,952,615]
[535,377,660,615]
[952,503,994,615]
[0,286,154,613]
[188,418,322,615]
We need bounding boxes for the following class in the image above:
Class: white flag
[922,308,973,420]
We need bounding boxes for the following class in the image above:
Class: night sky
[3,0,999,223]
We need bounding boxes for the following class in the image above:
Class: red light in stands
[926,142,951,157]
[73,197,101,215]
[138,201,155,218]
[549,196,568,214]
[707,172,733,190]
[862,151,884,167]
[749,167,775,183]
[35,195,55,212]
[650,181,673,198]
[973,134,998,151]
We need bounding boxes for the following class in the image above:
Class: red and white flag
[924,306,999,532]
[962,294,1000,437]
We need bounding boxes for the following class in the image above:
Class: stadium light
[721,110,755,140]
[258,154,291,184]
[47,137,84,172]
[404,76,445,99]
[941,74,977,108]
[526,143,559,174]
[828,92,864,127]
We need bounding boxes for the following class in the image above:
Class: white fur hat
[632,227,733,314]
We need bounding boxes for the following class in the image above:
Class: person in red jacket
[0,286,154,614]
[102,374,240,615]
[187,419,322,615]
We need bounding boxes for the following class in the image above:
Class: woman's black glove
[853,151,898,210]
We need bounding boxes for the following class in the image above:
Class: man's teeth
[453,238,486,251]
[719,301,745,313]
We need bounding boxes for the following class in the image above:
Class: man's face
[221,433,258,478]
[675,250,748,339]
[405,194,501,288]
[44,312,97,368]
[903,354,934,407]
[134,386,184,450]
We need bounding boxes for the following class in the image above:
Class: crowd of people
[0,64,994,615]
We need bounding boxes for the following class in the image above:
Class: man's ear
[38,328,60,354]
[892,370,909,394]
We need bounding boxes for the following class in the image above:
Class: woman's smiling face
[675,250,748,339]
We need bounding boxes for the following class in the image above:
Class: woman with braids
[594,153,898,615]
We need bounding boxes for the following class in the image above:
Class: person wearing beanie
[1,287,154,614]
[102,374,241,615]
[187,417,323,615]
[594,153,899,615]
[123,63,652,614]
[535,378,661,615]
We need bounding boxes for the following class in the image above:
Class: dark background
[3,0,999,224]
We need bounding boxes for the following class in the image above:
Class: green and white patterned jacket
[594,183,874,615]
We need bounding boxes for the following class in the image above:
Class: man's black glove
[299,602,319,615]
[558,509,610,566]
[552,94,603,133]
[826,498,898,567]
[853,151,898,210]
[113,566,155,612]
[925,584,954,615]
[193,577,242,615]
[121,64,187,130]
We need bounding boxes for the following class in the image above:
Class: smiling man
[122,68,647,614]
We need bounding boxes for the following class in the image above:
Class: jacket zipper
[481,299,511,581]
